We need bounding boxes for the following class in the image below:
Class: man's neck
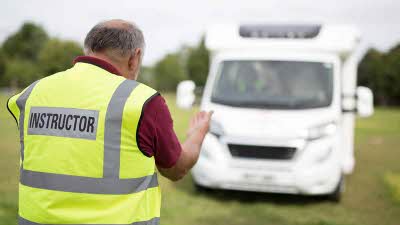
[86,53,128,79]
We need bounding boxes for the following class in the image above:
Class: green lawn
[0,92,399,225]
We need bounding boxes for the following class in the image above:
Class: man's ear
[128,48,142,72]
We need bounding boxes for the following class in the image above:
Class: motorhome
[176,24,373,201]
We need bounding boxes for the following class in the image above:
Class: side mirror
[356,86,374,117]
[176,80,196,109]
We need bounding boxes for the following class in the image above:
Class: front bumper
[191,134,342,195]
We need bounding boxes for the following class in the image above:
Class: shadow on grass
[175,176,332,206]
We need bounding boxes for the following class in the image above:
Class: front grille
[228,144,296,160]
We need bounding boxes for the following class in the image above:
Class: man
[7,19,212,225]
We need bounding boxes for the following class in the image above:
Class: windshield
[211,60,334,109]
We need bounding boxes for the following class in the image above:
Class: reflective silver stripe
[19,79,157,194]
[19,216,160,225]
[16,80,40,167]
[20,169,158,195]
[103,80,139,178]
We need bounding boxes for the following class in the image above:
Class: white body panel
[192,24,363,195]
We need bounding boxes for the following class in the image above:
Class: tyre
[327,175,344,202]
[193,181,213,193]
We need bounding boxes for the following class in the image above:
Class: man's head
[84,19,145,80]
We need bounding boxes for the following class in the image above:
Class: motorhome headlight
[307,122,337,141]
[209,120,225,138]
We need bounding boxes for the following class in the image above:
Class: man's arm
[157,111,212,181]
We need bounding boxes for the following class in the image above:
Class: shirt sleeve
[137,94,182,168]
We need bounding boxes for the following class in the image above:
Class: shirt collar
[73,56,122,76]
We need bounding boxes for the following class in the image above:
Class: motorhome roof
[239,24,322,39]
[206,24,361,56]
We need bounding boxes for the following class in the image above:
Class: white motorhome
[176,24,374,201]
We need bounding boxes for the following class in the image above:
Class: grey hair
[84,20,145,57]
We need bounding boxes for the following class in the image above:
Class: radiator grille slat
[228,144,296,160]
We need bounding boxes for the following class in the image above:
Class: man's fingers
[198,111,213,121]
[202,111,213,123]
[200,111,206,119]
[207,111,214,120]
[191,111,213,129]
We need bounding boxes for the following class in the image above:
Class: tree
[153,53,187,91]
[358,46,400,105]
[385,44,400,104]
[2,22,48,61]
[358,48,388,105]
[138,66,156,87]
[4,59,40,88]
[38,38,83,76]
[186,38,210,87]
[1,22,50,88]
[0,48,5,86]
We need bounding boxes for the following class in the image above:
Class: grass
[384,172,400,205]
[0,92,400,225]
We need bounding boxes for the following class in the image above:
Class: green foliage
[149,38,210,91]
[153,53,187,91]
[385,44,400,104]
[4,59,40,87]
[358,46,400,105]
[358,49,387,104]
[2,22,48,61]
[38,38,83,76]
[2,21,399,107]
[186,38,210,87]
[138,66,156,87]
[0,49,5,85]
[0,22,82,88]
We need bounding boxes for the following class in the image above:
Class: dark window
[211,60,334,109]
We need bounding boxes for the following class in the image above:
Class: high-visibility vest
[7,62,161,225]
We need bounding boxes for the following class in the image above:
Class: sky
[1,0,400,65]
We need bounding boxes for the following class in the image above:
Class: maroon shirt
[74,56,182,168]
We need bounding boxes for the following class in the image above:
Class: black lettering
[51,114,58,129]
[45,113,52,128]
[29,113,33,128]
[79,116,87,132]
[65,115,73,130]
[30,113,40,128]
[58,114,66,130]
[87,117,95,133]
[73,115,80,131]
[39,113,46,128]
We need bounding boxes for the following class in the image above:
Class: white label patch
[28,107,99,140]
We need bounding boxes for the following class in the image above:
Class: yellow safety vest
[7,62,161,224]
